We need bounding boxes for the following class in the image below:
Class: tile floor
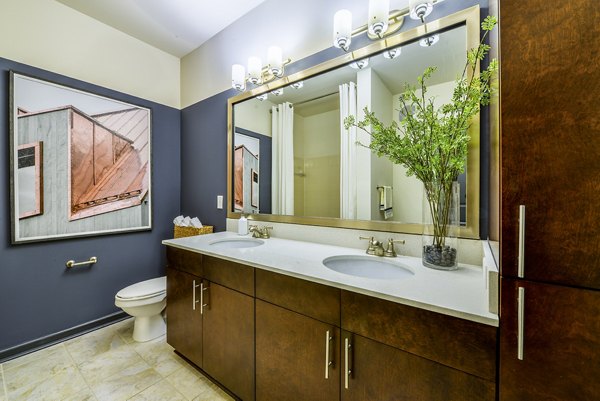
[0,318,234,401]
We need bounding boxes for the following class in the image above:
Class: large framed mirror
[227,6,483,238]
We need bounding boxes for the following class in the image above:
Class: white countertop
[162,232,499,327]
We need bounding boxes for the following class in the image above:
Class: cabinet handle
[518,205,526,278]
[517,286,525,360]
[200,281,209,314]
[192,280,200,310]
[325,330,333,379]
[344,337,352,389]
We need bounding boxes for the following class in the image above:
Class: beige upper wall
[0,0,180,109]
[180,0,412,108]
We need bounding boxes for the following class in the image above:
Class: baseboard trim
[0,311,129,363]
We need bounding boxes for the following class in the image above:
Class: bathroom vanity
[163,233,498,401]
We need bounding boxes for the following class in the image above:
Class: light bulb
[333,9,352,51]
[231,64,246,91]
[290,81,304,89]
[248,56,262,85]
[271,88,283,96]
[368,0,390,37]
[268,46,283,77]
[256,94,268,101]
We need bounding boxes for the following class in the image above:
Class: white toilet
[115,276,166,342]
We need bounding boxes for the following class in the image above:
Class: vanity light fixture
[231,46,291,92]
[419,34,439,47]
[290,81,304,89]
[333,0,440,52]
[349,58,370,70]
[271,88,284,96]
[256,94,269,101]
[383,47,401,59]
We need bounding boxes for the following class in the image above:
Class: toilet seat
[116,276,166,301]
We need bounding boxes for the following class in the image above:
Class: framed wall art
[9,71,152,243]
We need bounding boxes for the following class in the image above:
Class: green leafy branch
[345,16,498,247]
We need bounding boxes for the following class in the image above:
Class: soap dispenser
[238,215,248,235]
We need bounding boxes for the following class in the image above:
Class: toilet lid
[116,276,166,300]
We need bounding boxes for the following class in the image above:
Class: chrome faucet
[249,225,273,239]
[360,236,405,257]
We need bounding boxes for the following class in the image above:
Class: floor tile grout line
[63,339,96,397]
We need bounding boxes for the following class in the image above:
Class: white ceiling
[55,0,268,58]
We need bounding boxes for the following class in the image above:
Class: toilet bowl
[115,276,166,342]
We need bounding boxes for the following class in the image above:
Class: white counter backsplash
[226,218,483,266]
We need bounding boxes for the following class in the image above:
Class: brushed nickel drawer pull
[325,330,333,379]
[518,286,525,360]
[344,337,352,389]
[192,280,200,310]
[200,282,209,314]
[518,205,526,278]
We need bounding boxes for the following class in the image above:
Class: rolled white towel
[190,217,203,228]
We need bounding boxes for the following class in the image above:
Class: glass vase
[422,181,459,270]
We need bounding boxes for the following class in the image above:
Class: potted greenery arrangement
[345,16,498,270]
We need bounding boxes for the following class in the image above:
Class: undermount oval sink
[322,255,414,280]
[209,238,264,249]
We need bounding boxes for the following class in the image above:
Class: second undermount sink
[323,255,414,280]
[209,237,264,249]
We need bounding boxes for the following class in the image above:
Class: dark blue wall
[180,0,490,237]
[180,89,236,231]
[0,58,181,353]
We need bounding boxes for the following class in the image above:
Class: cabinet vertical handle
[518,205,526,278]
[344,337,352,389]
[192,280,200,310]
[517,286,525,360]
[325,330,333,379]
[200,282,209,314]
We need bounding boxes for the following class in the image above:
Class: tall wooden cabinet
[500,1,600,399]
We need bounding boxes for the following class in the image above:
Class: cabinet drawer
[166,246,203,276]
[203,256,254,296]
[256,269,340,326]
[341,290,497,381]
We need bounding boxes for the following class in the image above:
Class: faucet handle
[384,239,405,257]
[260,226,273,239]
[359,236,381,255]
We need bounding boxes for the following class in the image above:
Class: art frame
[9,71,152,244]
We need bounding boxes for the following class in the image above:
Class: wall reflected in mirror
[232,23,468,227]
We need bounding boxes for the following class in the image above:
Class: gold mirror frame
[227,6,481,238]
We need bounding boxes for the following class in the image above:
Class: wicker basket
[174,225,214,238]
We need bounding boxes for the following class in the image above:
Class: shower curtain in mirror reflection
[339,82,357,219]
[271,102,294,215]
[9,72,152,244]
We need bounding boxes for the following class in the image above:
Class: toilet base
[133,313,166,342]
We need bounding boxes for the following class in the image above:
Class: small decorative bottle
[238,215,248,235]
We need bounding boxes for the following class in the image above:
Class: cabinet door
[500,0,600,289]
[500,278,600,400]
[203,282,255,401]
[166,267,203,367]
[256,300,340,401]
[341,331,495,401]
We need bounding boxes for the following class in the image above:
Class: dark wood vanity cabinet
[166,247,255,401]
[500,1,600,399]
[499,278,600,401]
[203,282,255,401]
[341,332,495,401]
[341,291,496,401]
[166,266,203,368]
[255,300,340,401]
[167,247,498,401]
